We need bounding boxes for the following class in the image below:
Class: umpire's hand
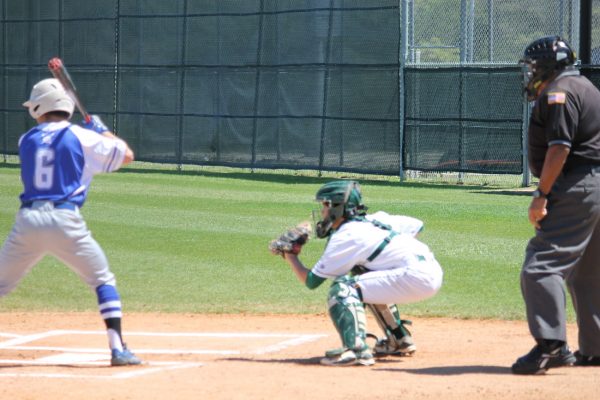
[529,197,548,229]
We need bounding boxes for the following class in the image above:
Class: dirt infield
[0,312,597,400]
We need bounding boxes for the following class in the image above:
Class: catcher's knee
[327,276,368,350]
[328,276,362,304]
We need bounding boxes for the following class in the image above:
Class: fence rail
[1,1,593,185]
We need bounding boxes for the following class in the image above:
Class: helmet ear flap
[342,181,365,218]
[23,78,74,120]
[554,39,576,66]
[314,180,366,237]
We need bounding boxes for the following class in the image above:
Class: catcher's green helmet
[314,180,365,238]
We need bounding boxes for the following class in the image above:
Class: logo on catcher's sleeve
[315,261,326,271]
[547,92,566,104]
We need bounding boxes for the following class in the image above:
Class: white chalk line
[252,334,327,355]
[0,332,21,339]
[0,329,327,379]
[4,345,239,355]
[0,361,205,380]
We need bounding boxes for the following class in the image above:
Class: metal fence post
[251,0,265,172]
[112,0,120,134]
[176,0,189,170]
[318,0,334,176]
[521,94,531,187]
[215,2,222,162]
[133,0,144,159]
[580,0,592,64]
[488,0,494,62]
[1,0,6,162]
[398,0,408,180]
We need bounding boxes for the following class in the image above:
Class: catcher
[269,180,443,366]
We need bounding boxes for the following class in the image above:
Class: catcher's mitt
[269,222,312,256]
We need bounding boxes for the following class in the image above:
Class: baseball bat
[47,57,91,123]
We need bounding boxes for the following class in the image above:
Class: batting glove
[82,115,109,134]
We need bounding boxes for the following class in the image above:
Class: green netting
[0,0,593,180]
[404,66,523,174]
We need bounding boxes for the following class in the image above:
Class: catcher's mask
[519,35,576,101]
[313,180,366,238]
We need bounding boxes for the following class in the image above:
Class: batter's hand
[82,115,109,134]
[528,197,548,229]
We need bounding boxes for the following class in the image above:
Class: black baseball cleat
[546,344,576,368]
[574,351,600,366]
[511,343,569,375]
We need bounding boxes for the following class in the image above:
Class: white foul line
[4,345,239,356]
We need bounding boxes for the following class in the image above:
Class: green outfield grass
[0,161,573,321]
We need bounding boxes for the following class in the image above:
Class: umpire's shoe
[546,345,576,368]
[574,351,600,366]
[511,342,573,375]
[111,345,142,366]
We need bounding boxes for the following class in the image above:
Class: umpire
[512,36,600,375]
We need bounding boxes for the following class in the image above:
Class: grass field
[0,160,570,321]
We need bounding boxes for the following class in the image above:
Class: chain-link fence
[408,0,580,65]
[1,0,597,186]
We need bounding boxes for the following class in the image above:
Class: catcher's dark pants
[521,165,600,356]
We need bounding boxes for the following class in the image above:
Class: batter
[0,78,141,366]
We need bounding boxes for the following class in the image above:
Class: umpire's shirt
[528,69,600,177]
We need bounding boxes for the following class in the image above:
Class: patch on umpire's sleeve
[547,91,566,104]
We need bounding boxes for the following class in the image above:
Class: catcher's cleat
[324,347,347,358]
[374,335,417,357]
[321,348,374,367]
[355,348,375,366]
[111,345,142,366]
[511,343,563,375]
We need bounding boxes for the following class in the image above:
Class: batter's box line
[251,334,327,355]
[0,360,204,380]
[0,329,328,355]
[0,330,327,380]
[0,333,21,340]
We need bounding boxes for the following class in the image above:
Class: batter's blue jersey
[18,121,127,208]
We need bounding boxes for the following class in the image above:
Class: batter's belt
[21,200,78,211]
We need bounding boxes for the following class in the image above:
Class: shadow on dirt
[218,356,323,366]
[219,356,420,367]
[378,365,510,375]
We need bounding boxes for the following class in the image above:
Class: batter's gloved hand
[82,115,109,134]
[269,222,311,257]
